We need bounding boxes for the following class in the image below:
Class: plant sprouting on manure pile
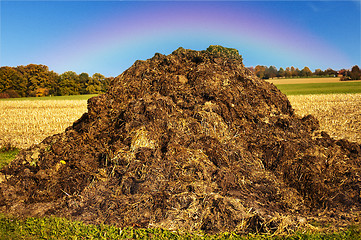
[0,46,360,234]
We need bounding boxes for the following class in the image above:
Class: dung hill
[0,46,360,233]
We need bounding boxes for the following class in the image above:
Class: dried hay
[0,46,360,234]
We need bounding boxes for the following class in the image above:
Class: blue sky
[1,1,360,77]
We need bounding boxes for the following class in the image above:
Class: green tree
[285,67,292,78]
[277,67,285,78]
[79,73,91,94]
[16,64,59,96]
[86,73,104,94]
[325,68,337,77]
[314,69,324,76]
[47,71,60,96]
[103,77,113,92]
[0,66,26,97]
[254,65,266,79]
[59,71,80,95]
[264,66,278,79]
[350,65,361,80]
[290,66,300,77]
[300,67,313,77]
[17,64,47,96]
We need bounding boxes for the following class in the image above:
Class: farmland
[276,82,361,95]
[0,82,361,239]
[1,86,361,149]
[266,77,343,85]
[0,97,88,149]
[289,93,361,143]
[266,77,361,95]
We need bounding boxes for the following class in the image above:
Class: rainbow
[43,2,351,76]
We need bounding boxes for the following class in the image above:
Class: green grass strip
[275,82,361,95]
[0,215,360,240]
[0,149,19,169]
[277,82,361,95]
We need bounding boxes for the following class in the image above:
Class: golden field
[0,93,360,149]
[288,93,361,144]
[266,77,361,85]
[0,100,87,149]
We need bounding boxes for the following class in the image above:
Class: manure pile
[1,46,360,233]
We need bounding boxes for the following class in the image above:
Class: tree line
[248,65,361,80]
[0,64,113,98]
[1,63,361,99]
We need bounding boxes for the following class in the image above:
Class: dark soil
[0,46,360,233]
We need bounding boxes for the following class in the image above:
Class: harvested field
[0,46,360,234]
[266,77,361,85]
[266,77,341,85]
[1,95,360,149]
[0,100,87,149]
[288,94,361,144]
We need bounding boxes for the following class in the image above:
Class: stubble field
[0,99,87,149]
[266,77,343,85]
[1,93,360,149]
[289,93,361,144]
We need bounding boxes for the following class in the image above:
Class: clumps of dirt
[0,46,360,234]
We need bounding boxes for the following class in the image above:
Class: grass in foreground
[275,81,361,95]
[0,214,360,240]
[0,149,360,240]
[0,144,19,169]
